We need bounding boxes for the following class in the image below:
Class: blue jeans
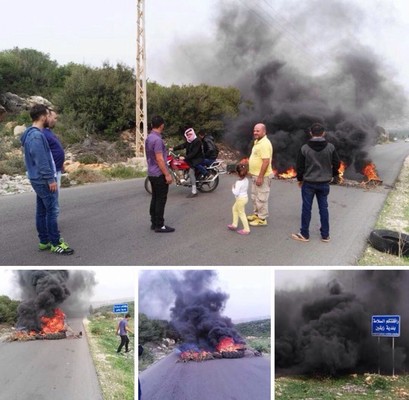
[203,158,216,166]
[195,164,208,176]
[30,181,60,245]
[300,182,330,239]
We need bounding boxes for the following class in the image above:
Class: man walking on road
[146,115,175,232]
[20,104,74,255]
[291,122,340,242]
[247,123,273,226]
[116,313,133,353]
[42,109,65,189]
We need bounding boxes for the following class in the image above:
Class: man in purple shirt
[116,313,133,353]
[145,115,175,233]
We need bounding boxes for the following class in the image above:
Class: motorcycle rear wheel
[198,173,219,193]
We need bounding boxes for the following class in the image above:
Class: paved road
[0,318,102,400]
[1,142,408,266]
[139,352,271,400]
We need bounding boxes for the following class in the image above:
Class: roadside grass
[358,157,409,266]
[139,346,156,372]
[102,164,145,180]
[245,336,271,354]
[85,315,134,400]
[275,374,409,400]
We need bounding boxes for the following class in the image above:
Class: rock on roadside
[0,174,32,196]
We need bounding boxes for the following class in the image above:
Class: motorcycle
[144,150,226,194]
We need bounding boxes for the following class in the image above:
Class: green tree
[147,82,241,138]
[0,48,65,97]
[138,313,168,344]
[55,62,136,137]
[0,295,20,324]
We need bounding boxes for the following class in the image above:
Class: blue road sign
[113,303,129,314]
[371,315,400,337]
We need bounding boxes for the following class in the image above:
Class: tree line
[0,48,241,142]
[0,295,19,324]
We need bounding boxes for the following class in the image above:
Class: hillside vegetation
[86,303,135,400]
[0,47,241,142]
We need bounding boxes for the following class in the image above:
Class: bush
[77,154,99,164]
[250,338,271,354]
[90,325,104,336]
[138,313,168,344]
[68,168,108,185]
[102,165,144,179]
[52,111,88,146]
[55,63,135,138]
[0,156,26,175]
[0,295,20,324]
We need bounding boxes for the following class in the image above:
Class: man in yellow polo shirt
[247,123,273,226]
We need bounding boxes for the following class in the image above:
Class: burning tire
[369,229,409,257]
[221,349,245,359]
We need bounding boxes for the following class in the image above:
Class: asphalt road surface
[1,142,408,266]
[139,352,271,400]
[0,318,102,400]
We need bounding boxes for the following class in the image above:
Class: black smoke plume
[276,271,409,375]
[170,270,245,350]
[168,0,407,174]
[139,270,245,350]
[14,270,97,331]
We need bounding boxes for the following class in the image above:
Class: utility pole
[136,0,147,157]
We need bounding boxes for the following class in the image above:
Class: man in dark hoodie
[291,122,340,243]
[21,104,74,255]
[198,129,219,166]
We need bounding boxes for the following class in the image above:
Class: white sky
[2,0,409,94]
[275,269,330,290]
[0,268,135,303]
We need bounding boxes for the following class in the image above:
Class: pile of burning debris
[177,337,262,363]
[228,159,383,189]
[5,308,82,342]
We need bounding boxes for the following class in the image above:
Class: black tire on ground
[198,174,219,193]
[221,350,245,359]
[368,229,409,256]
[144,177,152,194]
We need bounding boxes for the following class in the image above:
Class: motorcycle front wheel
[144,177,152,194]
[198,174,219,193]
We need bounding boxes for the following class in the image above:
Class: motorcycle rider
[170,128,205,198]
[198,129,219,166]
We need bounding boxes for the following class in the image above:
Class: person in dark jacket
[171,128,204,198]
[198,130,219,165]
[291,122,340,243]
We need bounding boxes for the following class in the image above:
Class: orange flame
[40,308,66,334]
[278,167,296,179]
[338,161,347,183]
[362,163,380,181]
[216,337,245,352]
